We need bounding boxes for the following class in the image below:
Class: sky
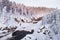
[9,0,60,9]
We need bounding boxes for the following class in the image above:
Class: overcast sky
[9,0,60,9]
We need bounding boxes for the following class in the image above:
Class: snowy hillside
[0,0,60,40]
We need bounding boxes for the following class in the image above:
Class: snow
[0,8,59,40]
[0,0,60,40]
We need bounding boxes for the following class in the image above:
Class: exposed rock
[8,30,34,40]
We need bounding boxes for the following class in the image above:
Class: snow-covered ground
[0,0,60,40]
[0,9,60,40]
